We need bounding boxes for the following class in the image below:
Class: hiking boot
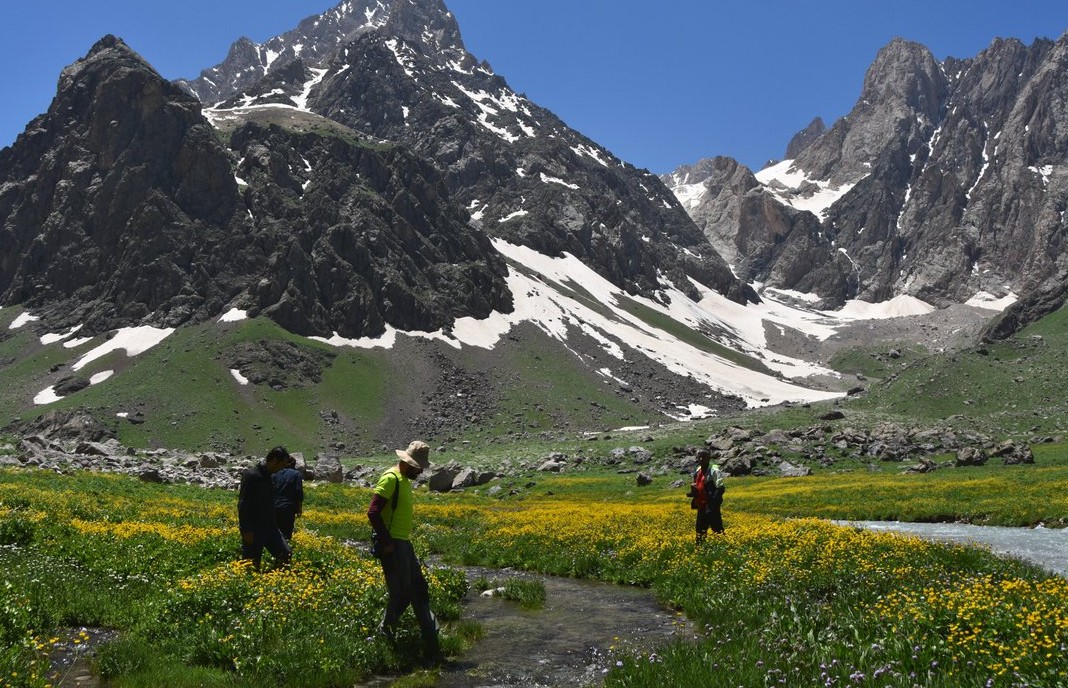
[419,651,448,669]
[377,623,396,645]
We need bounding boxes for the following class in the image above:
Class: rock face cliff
[0,36,246,332]
[0,34,510,337]
[666,34,1068,320]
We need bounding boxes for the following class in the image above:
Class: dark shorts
[696,496,724,534]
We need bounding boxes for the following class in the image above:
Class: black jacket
[238,462,276,532]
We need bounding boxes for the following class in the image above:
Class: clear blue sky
[1,1,1065,174]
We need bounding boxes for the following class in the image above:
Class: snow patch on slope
[71,326,175,372]
[312,240,846,409]
[754,159,863,220]
[308,238,961,412]
[966,291,1018,311]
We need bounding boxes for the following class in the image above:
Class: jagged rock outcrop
[228,121,512,337]
[0,33,511,337]
[661,156,855,296]
[981,271,1068,340]
[176,0,468,105]
[797,38,950,186]
[785,117,826,159]
[666,33,1068,325]
[0,36,248,333]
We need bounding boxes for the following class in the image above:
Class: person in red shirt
[691,448,725,543]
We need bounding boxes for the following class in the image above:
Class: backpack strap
[380,468,402,531]
[386,467,402,509]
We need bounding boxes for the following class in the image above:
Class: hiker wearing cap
[367,440,441,665]
[692,448,725,543]
[237,446,292,569]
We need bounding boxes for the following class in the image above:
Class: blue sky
[1,1,1065,174]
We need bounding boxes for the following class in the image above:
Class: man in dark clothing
[367,440,441,666]
[272,451,304,541]
[237,446,291,569]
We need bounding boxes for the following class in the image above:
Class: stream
[836,520,1068,578]
[357,565,693,688]
[435,567,690,687]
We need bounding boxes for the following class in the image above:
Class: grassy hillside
[845,303,1068,437]
[4,299,1067,456]
[0,311,660,456]
[0,312,396,451]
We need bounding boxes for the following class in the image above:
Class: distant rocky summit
[666,34,1068,330]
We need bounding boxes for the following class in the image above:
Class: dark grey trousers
[380,539,439,656]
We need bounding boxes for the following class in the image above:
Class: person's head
[396,440,431,478]
[265,445,291,473]
[696,448,711,466]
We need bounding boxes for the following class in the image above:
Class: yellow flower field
[1,466,1065,687]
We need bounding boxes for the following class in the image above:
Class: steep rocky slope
[183,0,751,306]
[0,35,510,338]
[666,34,1068,322]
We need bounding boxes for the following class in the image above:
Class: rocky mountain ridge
[2,0,751,343]
[176,0,469,105]
[181,0,749,305]
[666,33,1068,327]
[0,34,511,338]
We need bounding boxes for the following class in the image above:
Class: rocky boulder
[954,447,989,467]
[992,441,1035,465]
[313,453,344,483]
[13,410,115,443]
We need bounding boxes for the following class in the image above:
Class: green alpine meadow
[3,1,1068,687]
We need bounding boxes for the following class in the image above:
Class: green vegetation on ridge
[849,304,1068,436]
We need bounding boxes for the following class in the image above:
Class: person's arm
[367,494,394,551]
[237,475,254,543]
[295,472,304,516]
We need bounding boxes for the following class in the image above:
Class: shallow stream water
[357,565,693,688]
[836,520,1068,578]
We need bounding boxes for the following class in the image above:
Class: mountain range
[1,0,1065,453]
[664,34,1068,328]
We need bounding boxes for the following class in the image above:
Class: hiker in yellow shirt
[367,440,441,666]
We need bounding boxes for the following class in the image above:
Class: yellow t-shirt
[373,467,414,540]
